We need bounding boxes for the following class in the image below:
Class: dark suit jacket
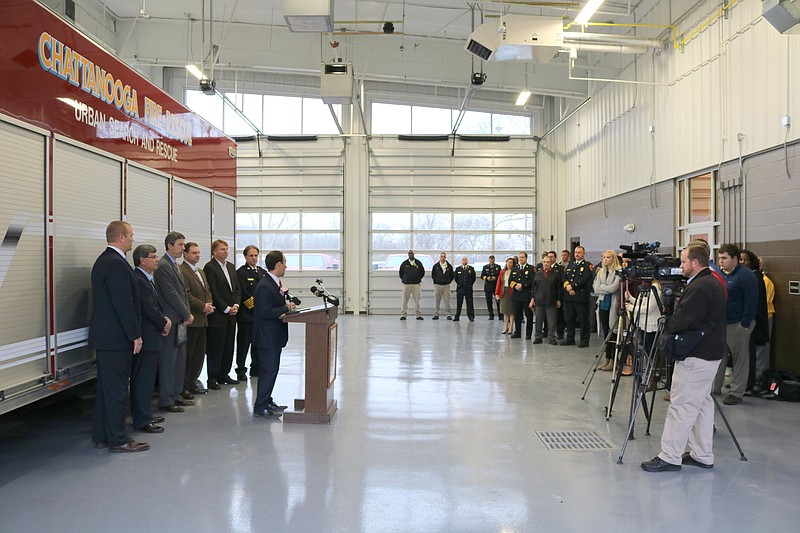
[204,259,241,327]
[181,262,213,328]
[88,247,141,351]
[237,264,268,323]
[664,268,727,361]
[509,263,534,302]
[134,268,168,351]
[253,275,289,350]
[153,255,191,323]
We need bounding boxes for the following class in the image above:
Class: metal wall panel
[125,164,170,251]
[53,139,122,374]
[213,193,235,246]
[0,119,48,394]
[173,180,212,250]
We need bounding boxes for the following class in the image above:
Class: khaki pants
[401,284,422,318]
[713,322,754,398]
[433,284,452,317]
[659,357,722,466]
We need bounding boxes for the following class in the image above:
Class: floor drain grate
[536,430,613,450]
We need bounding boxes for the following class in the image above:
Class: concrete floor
[1,315,799,533]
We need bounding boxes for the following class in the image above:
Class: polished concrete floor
[1,315,799,533]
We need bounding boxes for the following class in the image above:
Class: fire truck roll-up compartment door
[125,164,170,251]
[173,179,212,252]
[0,118,48,407]
[213,193,235,247]
[53,138,122,379]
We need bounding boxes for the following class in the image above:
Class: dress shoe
[254,409,282,419]
[220,376,239,385]
[180,390,195,400]
[532,338,543,344]
[510,333,521,339]
[109,440,150,453]
[641,456,681,472]
[174,399,194,407]
[723,394,742,405]
[446,316,452,320]
[237,373,248,382]
[577,343,589,348]
[150,415,166,424]
[268,401,288,411]
[159,404,184,413]
[249,371,259,378]
[559,339,575,346]
[452,317,460,322]
[207,380,221,390]
[400,316,407,320]
[432,316,439,320]
[681,452,713,469]
[416,316,424,320]
[488,316,494,320]
[189,387,207,395]
[469,318,474,322]
[136,423,164,434]
[525,336,532,340]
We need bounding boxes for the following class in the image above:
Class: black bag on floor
[760,369,800,401]
[778,381,800,402]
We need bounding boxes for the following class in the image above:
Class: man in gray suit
[153,231,194,412]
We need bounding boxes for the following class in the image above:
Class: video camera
[618,241,683,282]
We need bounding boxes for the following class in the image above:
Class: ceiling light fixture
[574,0,606,25]
[185,64,205,80]
[515,90,532,106]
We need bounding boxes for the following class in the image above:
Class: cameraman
[641,244,726,472]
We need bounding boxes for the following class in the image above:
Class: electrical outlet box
[648,125,655,133]
[782,115,791,127]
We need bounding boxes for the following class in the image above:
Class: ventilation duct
[763,0,800,34]
[283,0,334,32]
[464,15,564,63]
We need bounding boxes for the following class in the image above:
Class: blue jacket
[721,264,758,327]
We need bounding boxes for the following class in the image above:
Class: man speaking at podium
[252,250,296,419]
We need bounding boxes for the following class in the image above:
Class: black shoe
[254,409,282,419]
[681,452,713,469]
[525,336,532,340]
[136,423,164,434]
[249,370,259,378]
[641,456,681,472]
[532,339,543,344]
[220,376,239,385]
[489,316,494,320]
[416,316,424,320]
[180,390,195,400]
[723,394,742,405]
[150,415,166,424]
[577,343,590,348]
[189,387,208,395]
[237,374,247,382]
[159,405,184,413]
[174,399,194,407]
[207,380,221,391]
[432,316,439,320]
[549,339,558,345]
[400,316,407,320]
[559,339,576,346]
[446,316,452,320]
[268,401,288,411]
[510,334,521,339]
[453,317,460,322]
[469,318,474,322]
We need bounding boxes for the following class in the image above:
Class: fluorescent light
[515,90,532,106]
[186,64,205,80]
[574,0,605,25]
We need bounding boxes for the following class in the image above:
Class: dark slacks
[131,348,160,429]
[456,289,475,320]
[535,305,558,341]
[598,308,615,358]
[92,349,133,447]
[206,323,236,381]
[184,326,206,390]
[236,320,259,376]
[513,300,534,338]
[158,326,186,407]
[254,345,282,412]
[564,300,590,345]
[484,287,502,319]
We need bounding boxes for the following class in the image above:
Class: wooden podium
[281,304,338,424]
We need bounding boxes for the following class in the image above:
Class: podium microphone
[310,286,339,306]
[284,291,301,305]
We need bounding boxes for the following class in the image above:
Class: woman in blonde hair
[593,250,621,371]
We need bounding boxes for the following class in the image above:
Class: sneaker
[723,394,742,405]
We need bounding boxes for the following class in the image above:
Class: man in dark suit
[131,244,171,433]
[89,221,148,453]
[480,255,502,320]
[204,239,241,390]
[181,242,214,394]
[509,251,535,339]
[153,231,194,412]
[253,250,296,418]
[236,245,268,380]
[453,256,476,322]
[561,245,594,348]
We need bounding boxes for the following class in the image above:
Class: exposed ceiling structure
[78,0,688,101]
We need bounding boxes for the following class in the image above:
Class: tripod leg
[581,329,615,400]
[712,394,748,461]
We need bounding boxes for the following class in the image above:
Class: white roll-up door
[213,193,235,247]
[53,138,122,373]
[126,163,170,251]
[0,118,48,397]
[173,179,212,252]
